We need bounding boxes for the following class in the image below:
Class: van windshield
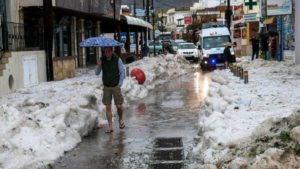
[178,44,196,49]
[203,36,231,49]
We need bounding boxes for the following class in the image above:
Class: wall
[20,0,43,7]
[53,57,76,81]
[6,0,22,23]
[0,51,47,97]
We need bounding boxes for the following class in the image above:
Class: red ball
[130,68,146,85]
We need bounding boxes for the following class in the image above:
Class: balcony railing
[1,21,44,51]
[7,22,25,51]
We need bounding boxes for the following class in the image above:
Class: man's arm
[118,58,125,86]
[95,59,102,75]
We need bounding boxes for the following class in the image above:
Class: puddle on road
[52,71,208,169]
[161,99,184,109]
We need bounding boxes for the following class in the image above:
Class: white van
[197,23,235,69]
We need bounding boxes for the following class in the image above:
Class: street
[53,70,210,169]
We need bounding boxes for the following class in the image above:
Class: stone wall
[53,57,76,81]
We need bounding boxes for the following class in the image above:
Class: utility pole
[295,0,300,64]
[146,0,150,22]
[146,0,150,39]
[161,10,164,53]
[43,0,54,81]
[1,0,8,51]
[226,0,231,32]
[143,0,145,20]
[113,0,116,40]
[152,0,156,55]
[143,0,145,9]
[133,0,136,17]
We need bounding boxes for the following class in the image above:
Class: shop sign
[267,0,292,16]
[184,16,192,25]
[243,13,258,22]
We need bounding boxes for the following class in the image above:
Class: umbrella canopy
[80,36,123,47]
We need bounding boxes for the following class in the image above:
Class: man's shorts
[102,86,124,105]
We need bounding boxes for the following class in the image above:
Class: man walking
[250,35,259,60]
[96,47,125,133]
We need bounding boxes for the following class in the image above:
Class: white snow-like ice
[195,56,300,163]
[0,54,190,169]
[2,52,300,168]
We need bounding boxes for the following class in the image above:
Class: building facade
[0,0,151,97]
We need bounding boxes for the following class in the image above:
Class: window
[203,36,231,49]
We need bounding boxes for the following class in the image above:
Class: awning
[263,17,275,25]
[123,15,153,30]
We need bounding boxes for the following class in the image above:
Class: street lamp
[110,0,116,40]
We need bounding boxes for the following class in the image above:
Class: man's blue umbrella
[80,36,123,47]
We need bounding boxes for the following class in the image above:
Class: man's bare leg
[116,104,125,129]
[105,104,113,133]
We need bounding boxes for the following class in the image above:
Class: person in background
[141,43,149,57]
[250,35,260,61]
[259,32,269,60]
[223,42,235,67]
[95,47,125,133]
[269,36,277,60]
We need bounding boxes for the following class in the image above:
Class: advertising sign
[184,16,192,25]
[267,0,292,16]
[135,9,145,17]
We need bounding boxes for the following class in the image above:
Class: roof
[122,15,153,29]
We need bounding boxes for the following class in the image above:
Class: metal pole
[226,0,231,31]
[296,0,300,64]
[147,0,150,40]
[113,0,116,40]
[146,0,150,22]
[43,0,54,81]
[152,12,156,55]
[152,0,156,55]
[278,16,283,62]
[1,0,8,51]
[244,71,249,84]
[133,0,136,17]
[143,0,146,21]
[161,10,164,53]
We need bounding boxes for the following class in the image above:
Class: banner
[267,0,292,16]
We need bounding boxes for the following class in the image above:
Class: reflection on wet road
[53,70,210,169]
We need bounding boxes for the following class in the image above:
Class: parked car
[148,40,163,54]
[160,40,178,54]
[174,39,186,44]
[169,40,179,54]
[177,43,200,61]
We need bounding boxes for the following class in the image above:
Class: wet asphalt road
[53,70,210,169]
